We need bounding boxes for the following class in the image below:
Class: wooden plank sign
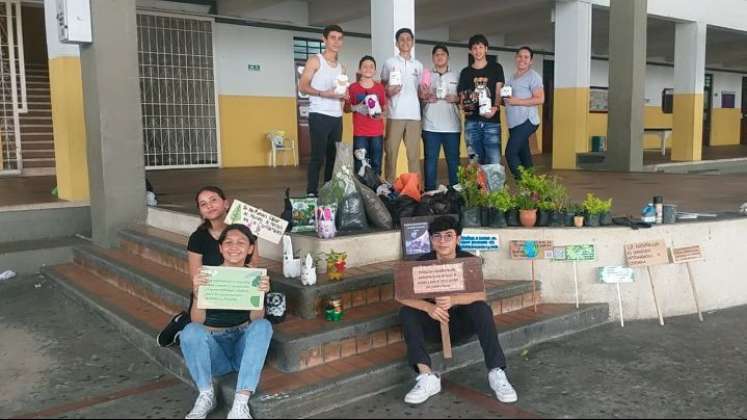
[394,257,485,301]
[509,240,554,260]
[624,240,669,267]
[670,245,705,264]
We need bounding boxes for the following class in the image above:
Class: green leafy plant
[537,199,555,211]
[582,193,613,215]
[319,249,347,264]
[515,192,538,210]
[458,165,487,209]
[487,189,514,212]
[545,176,570,212]
[517,166,549,198]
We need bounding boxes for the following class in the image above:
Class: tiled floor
[3,146,747,216]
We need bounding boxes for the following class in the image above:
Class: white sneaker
[404,373,442,405]
[227,403,253,419]
[185,389,217,419]
[488,368,518,403]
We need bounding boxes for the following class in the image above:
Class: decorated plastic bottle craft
[300,253,317,286]
[282,235,301,279]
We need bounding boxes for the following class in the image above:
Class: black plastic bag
[337,193,369,231]
[354,178,393,230]
[385,195,419,227]
[357,166,382,192]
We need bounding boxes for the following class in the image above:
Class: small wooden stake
[616,282,625,327]
[441,321,452,359]
[685,263,704,322]
[647,266,664,326]
[531,260,537,312]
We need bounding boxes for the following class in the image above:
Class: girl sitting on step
[157,186,260,348]
[181,224,273,419]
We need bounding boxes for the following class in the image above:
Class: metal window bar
[137,13,218,169]
[0,0,22,175]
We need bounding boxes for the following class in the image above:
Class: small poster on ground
[400,215,459,260]
[624,240,669,267]
[196,266,267,311]
[290,197,318,233]
[225,199,289,244]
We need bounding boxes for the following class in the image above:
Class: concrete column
[370,0,416,177]
[44,0,89,201]
[604,0,647,172]
[80,0,146,247]
[552,0,592,170]
[672,21,707,161]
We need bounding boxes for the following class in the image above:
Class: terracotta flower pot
[519,209,537,228]
[574,215,585,228]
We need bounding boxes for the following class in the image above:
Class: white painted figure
[301,253,317,286]
[282,235,301,279]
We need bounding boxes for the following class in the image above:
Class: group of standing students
[299,25,545,195]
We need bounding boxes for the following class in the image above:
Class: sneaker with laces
[404,373,441,405]
[227,402,253,419]
[185,389,216,419]
[157,311,190,347]
[488,368,518,403]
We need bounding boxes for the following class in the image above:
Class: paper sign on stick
[460,233,500,253]
[670,245,705,264]
[225,199,289,245]
[624,240,669,267]
[395,257,485,301]
[509,240,554,260]
[598,266,635,284]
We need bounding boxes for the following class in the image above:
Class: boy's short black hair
[359,55,376,68]
[517,46,534,59]
[432,44,449,56]
[395,27,414,42]
[323,24,344,39]
[428,216,463,237]
[468,34,489,49]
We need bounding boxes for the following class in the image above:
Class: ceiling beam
[308,0,370,27]
[217,0,279,16]
[447,6,552,42]
[416,0,547,31]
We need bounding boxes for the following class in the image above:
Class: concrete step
[20,125,53,134]
[72,244,542,373]
[21,158,56,169]
[42,261,609,419]
[0,237,86,275]
[19,140,54,150]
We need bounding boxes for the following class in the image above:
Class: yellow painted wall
[585,107,675,152]
[672,93,704,161]
[219,95,299,167]
[552,88,589,169]
[49,57,89,201]
[710,108,742,146]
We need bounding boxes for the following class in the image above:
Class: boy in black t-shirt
[397,216,517,405]
[457,34,505,165]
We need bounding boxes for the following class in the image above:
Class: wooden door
[542,60,554,154]
[742,77,747,145]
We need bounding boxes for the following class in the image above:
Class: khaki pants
[385,119,422,183]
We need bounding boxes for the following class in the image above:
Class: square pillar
[80,0,146,247]
[672,21,706,161]
[552,0,592,170]
[604,0,647,172]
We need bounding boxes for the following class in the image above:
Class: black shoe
[157,311,190,347]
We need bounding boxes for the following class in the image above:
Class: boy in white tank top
[298,25,349,196]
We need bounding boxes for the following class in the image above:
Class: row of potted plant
[458,165,614,228]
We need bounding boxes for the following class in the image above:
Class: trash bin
[590,136,607,152]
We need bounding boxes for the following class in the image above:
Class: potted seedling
[582,193,610,228]
[546,177,569,227]
[517,166,549,202]
[536,200,554,227]
[486,189,513,228]
[322,250,347,281]
[574,206,585,228]
[516,192,538,228]
[458,165,485,227]
[600,198,614,226]
[565,203,579,227]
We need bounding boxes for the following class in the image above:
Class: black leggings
[400,301,507,372]
[307,112,343,195]
[506,119,539,179]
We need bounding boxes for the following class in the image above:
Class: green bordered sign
[197,266,267,311]
[554,245,596,262]
[598,266,635,284]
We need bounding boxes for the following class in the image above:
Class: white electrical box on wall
[56,0,92,44]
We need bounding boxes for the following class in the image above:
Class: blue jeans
[180,320,273,393]
[353,135,383,177]
[464,120,501,165]
[506,120,539,179]
[422,131,461,191]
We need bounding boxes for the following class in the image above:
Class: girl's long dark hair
[195,186,227,231]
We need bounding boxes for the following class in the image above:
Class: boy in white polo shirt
[381,28,424,183]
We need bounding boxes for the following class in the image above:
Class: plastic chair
[266,130,298,167]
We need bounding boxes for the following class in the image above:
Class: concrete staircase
[20,62,55,175]
[41,225,610,418]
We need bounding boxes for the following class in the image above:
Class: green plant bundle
[458,165,487,209]
[487,189,515,212]
[545,176,570,211]
[517,166,549,197]
[582,193,613,215]
[515,192,538,210]
[321,249,347,263]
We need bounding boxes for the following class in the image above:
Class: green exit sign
[248,64,261,72]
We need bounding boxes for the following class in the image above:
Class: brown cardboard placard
[624,240,669,267]
[394,257,485,301]
[670,245,705,264]
[509,240,554,260]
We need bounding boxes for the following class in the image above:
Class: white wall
[218,0,308,26]
[712,72,743,109]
